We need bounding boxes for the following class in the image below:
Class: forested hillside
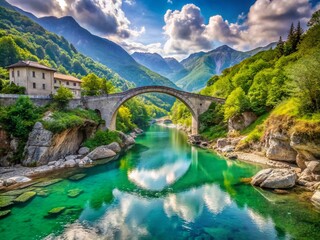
[171,14,320,141]
[0,7,134,90]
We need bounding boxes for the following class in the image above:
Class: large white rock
[64,159,77,168]
[87,146,116,160]
[251,168,297,189]
[311,190,320,206]
[8,176,31,183]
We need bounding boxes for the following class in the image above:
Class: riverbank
[0,129,143,191]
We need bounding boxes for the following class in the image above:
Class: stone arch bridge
[83,86,225,135]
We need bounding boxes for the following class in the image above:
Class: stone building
[8,61,82,98]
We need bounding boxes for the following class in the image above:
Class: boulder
[216,138,230,149]
[228,112,257,131]
[118,132,135,148]
[78,147,90,155]
[67,188,83,198]
[311,190,320,206]
[251,168,296,189]
[221,145,235,153]
[45,207,66,218]
[107,142,121,153]
[87,146,116,160]
[307,161,320,174]
[7,176,31,183]
[266,132,297,162]
[296,153,308,170]
[64,159,76,168]
[65,155,77,161]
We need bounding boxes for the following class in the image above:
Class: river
[1,124,320,239]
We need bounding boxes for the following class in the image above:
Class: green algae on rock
[14,191,36,203]
[45,207,66,218]
[0,210,11,219]
[0,195,15,208]
[67,189,83,198]
[33,179,63,187]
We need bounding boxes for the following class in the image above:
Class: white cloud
[162,0,316,56]
[8,0,143,40]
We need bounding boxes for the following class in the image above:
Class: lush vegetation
[0,6,133,90]
[83,130,120,150]
[171,12,320,141]
[0,96,43,163]
[81,73,116,96]
[41,108,101,133]
[53,86,73,109]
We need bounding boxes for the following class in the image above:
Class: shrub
[42,108,100,133]
[53,86,73,109]
[83,130,120,150]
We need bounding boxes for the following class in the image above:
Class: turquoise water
[1,125,320,239]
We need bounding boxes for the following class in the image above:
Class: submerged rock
[0,195,15,208]
[67,188,83,198]
[14,191,36,203]
[33,179,63,187]
[45,207,66,218]
[0,210,11,218]
[68,174,86,181]
[251,168,297,189]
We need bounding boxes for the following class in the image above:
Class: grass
[83,130,120,150]
[241,112,270,135]
[42,108,101,133]
[200,125,227,140]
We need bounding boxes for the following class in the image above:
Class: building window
[33,82,36,89]
[17,70,20,77]
[67,81,69,85]
[54,80,57,84]
[32,71,35,78]
[59,81,61,84]
[73,82,76,86]
[12,70,14,78]
[43,84,46,90]
[42,73,45,79]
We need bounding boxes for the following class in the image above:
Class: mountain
[0,5,133,90]
[132,52,172,77]
[246,42,277,56]
[0,0,177,89]
[175,45,250,92]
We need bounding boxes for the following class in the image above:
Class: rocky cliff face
[23,121,98,166]
[0,126,19,167]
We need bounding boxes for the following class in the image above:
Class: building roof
[7,60,56,71]
[54,73,82,83]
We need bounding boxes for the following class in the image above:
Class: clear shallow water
[1,125,320,240]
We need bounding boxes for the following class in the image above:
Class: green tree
[285,23,295,55]
[53,86,73,109]
[82,73,115,96]
[276,36,284,56]
[224,87,250,120]
[1,82,25,94]
[0,96,41,139]
[0,36,21,66]
[289,52,320,113]
[308,9,320,28]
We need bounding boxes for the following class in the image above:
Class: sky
[7,0,320,60]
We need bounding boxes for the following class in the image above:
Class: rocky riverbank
[0,125,143,190]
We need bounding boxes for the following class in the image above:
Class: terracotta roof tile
[54,73,82,83]
[7,60,56,71]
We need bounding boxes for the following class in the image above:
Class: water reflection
[128,160,191,191]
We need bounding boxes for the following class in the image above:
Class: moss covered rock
[34,179,62,187]
[67,189,83,198]
[0,210,11,219]
[14,191,36,203]
[45,207,66,218]
[0,195,15,208]
[36,190,50,198]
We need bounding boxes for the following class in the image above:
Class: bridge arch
[83,86,224,135]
